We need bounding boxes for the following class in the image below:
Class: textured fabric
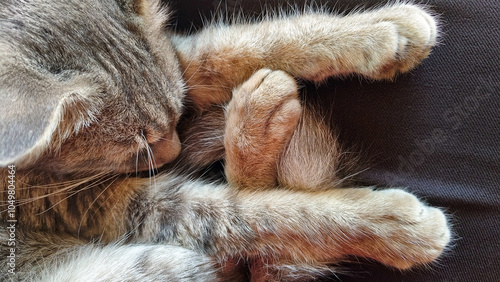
[169,0,500,281]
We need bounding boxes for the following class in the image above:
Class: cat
[0,0,450,281]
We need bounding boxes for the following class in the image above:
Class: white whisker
[77,174,121,237]
[140,131,158,189]
[0,172,110,212]
[33,174,119,216]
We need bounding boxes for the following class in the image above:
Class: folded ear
[0,70,99,167]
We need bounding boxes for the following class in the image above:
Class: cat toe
[360,189,451,269]
[230,69,301,132]
[367,4,439,80]
[393,5,438,73]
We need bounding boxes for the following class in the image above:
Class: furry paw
[356,189,451,269]
[225,69,301,188]
[230,69,301,125]
[365,4,439,79]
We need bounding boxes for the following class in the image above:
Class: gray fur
[0,0,450,281]
[0,0,184,172]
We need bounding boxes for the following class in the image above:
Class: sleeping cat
[0,0,450,281]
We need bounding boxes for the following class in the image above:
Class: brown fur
[0,0,450,281]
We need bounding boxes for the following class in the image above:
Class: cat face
[0,0,185,174]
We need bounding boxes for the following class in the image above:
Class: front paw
[225,69,301,188]
[364,4,439,80]
[355,189,451,269]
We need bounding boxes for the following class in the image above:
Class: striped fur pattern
[0,0,450,281]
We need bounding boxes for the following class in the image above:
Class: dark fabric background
[167,0,500,281]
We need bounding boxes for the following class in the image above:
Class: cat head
[0,0,185,174]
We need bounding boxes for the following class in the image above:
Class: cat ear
[0,73,99,167]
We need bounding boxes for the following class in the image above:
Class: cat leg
[49,245,215,281]
[224,69,301,188]
[127,175,450,272]
[172,3,438,109]
[0,228,217,282]
[222,70,343,279]
[40,244,216,282]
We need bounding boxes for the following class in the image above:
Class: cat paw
[230,69,301,123]
[228,69,302,145]
[357,189,451,269]
[365,5,439,80]
[225,69,301,187]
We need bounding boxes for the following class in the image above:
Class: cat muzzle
[134,131,182,172]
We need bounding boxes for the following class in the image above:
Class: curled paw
[356,189,451,269]
[225,69,302,187]
[365,4,439,79]
[230,69,301,127]
[227,68,301,149]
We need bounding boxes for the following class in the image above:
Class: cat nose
[149,131,181,167]
[134,130,181,172]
